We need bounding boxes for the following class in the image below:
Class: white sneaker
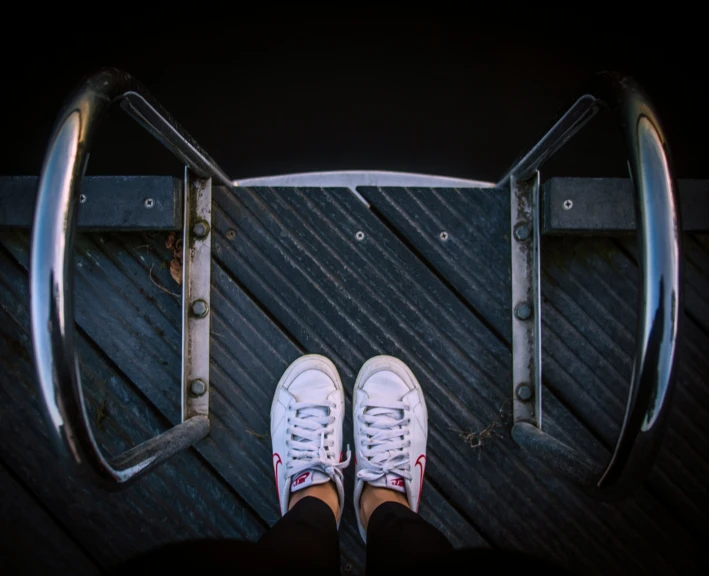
[353,355,429,541]
[270,355,351,524]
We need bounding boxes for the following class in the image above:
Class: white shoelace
[356,398,412,483]
[286,401,351,479]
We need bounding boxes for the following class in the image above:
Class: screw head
[439,231,449,241]
[355,231,365,241]
[514,224,531,242]
[563,199,573,210]
[79,194,87,204]
[226,229,236,240]
[517,384,533,401]
[190,379,207,396]
[192,221,209,238]
[191,299,209,318]
[514,302,532,320]
[144,198,155,208]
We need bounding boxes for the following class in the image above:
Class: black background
[1,23,706,184]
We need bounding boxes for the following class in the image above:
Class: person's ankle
[359,483,410,532]
[288,480,340,519]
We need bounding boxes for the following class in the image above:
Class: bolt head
[190,379,207,396]
[517,384,533,401]
[514,303,532,320]
[192,221,208,238]
[191,299,209,317]
[514,224,531,242]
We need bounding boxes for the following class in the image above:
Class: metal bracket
[510,173,542,428]
[503,72,681,497]
[182,170,212,421]
[29,68,231,487]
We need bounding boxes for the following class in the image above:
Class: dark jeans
[118,497,571,575]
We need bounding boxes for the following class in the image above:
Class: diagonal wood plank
[0,245,264,570]
[357,186,707,573]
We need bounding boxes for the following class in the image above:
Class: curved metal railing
[30,69,231,485]
[30,68,679,495]
[504,72,681,497]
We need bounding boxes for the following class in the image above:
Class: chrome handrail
[30,68,231,485]
[505,72,681,496]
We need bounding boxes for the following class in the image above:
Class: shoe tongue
[290,470,330,492]
[367,473,406,494]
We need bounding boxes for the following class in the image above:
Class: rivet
[563,199,573,210]
[144,198,155,208]
[191,299,209,318]
[192,221,209,238]
[517,384,533,401]
[514,302,532,320]
[190,379,207,397]
[514,224,531,242]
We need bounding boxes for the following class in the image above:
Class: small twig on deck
[246,429,269,440]
[149,264,180,298]
[453,398,513,451]
[451,421,501,449]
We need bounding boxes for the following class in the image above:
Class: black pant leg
[112,496,340,575]
[365,502,454,575]
[365,502,573,575]
[257,496,341,574]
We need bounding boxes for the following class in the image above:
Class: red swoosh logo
[415,455,426,506]
[273,453,282,508]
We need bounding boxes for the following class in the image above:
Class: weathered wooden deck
[1,184,707,574]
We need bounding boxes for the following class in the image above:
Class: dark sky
[1,23,705,183]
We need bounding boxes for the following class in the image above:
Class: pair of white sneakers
[270,354,428,541]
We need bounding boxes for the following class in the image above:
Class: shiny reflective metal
[510,174,542,427]
[235,169,494,191]
[30,68,232,486]
[439,231,449,241]
[504,73,682,497]
[498,95,599,186]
